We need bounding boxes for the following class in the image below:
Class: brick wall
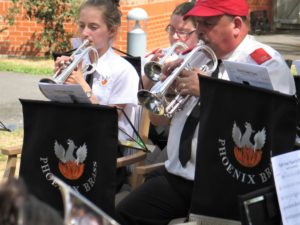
[116,0,186,55]
[248,0,273,15]
[248,0,273,27]
[0,0,49,56]
[0,0,273,57]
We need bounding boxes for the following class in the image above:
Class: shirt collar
[221,35,253,61]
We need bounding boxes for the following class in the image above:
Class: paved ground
[0,31,300,129]
[254,31,300,61]
[0,72,47,129]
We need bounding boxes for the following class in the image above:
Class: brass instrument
[52,176,119,225]
[144,41,188,82]
[40,39,99,84]
[138,40,218,118]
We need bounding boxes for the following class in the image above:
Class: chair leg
[3,154,18,179]
[130,161,145,190]
[1,145,22,180]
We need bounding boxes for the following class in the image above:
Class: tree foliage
[5,0,81,57]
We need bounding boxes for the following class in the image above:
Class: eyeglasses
[165,25,196,41]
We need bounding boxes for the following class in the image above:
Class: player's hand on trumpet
[176,69,200,97]
[55,57,96,103]
[145,48,165,62]
[161,58,183,81]
[54,56,86,86]
[161,58,209,97]
[54,55,73,77]
[64,70,87,86]
[178,66,210,97]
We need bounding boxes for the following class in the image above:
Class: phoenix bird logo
[232,122,266,167]
[54,139,87,180]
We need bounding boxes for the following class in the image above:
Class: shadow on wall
[0,33,42,57]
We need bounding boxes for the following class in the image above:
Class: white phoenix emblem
[54,139,87,165]
[232,121,266,151]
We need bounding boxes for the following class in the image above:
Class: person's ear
[109,26,118,38]
[232,16,243,36]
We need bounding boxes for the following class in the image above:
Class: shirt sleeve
[257,46,296,95]
[108,59,139,106]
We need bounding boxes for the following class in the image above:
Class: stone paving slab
[0,72,47,129]
[254,31,300,61]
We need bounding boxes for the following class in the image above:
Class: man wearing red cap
[116,0,296,224]
[182,0,295,95]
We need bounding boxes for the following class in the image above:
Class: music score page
[39,83,91,104]
[223,60,274,91]
[271,150,300,225]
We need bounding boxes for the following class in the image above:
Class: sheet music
[39,83,91,104]
[271,150,300,225]
[223,60,274,91]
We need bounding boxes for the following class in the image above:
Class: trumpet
[40,39,99,84]
[144,41,188,82]
[138,40,218,118]
[52,176,119,225]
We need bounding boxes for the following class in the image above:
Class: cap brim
[184,5,225,19]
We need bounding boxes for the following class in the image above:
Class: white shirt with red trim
[218,34,296,95]
[165,34,296,181]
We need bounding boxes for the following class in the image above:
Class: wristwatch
[86,90,93,98]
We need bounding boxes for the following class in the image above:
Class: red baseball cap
[184,0,249,17]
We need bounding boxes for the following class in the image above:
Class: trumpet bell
[137,90,165,115]
[39,77,57,84]
[52,176,119,225]
[143,61,162,82]
[143,41,188,82]
[138,40,218,118]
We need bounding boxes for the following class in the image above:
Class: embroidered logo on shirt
[101,79,108,86]
[250,48,272,65]
[98,73,109,86]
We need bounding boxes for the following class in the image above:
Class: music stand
[19,99,119,217]
[0,120,11,132]
[189,76,297,223]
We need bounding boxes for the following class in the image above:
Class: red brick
[0,0,273,57]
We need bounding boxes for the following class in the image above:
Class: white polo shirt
[165,96,199,180]
[91,47,139,141]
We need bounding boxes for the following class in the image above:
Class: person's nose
[171,32,180,41]
[81,26,90,39]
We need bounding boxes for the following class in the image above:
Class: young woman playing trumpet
[54,0,140,192]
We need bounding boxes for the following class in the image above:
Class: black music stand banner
[293,76,300,146]
[190,76,297,221]
[19,99,118,217]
